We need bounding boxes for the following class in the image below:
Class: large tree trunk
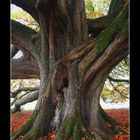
[11,0,128,140]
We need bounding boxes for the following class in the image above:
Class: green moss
[72,121,81,140]
[108,0,118,15]
[22,119,49,140]
[57,116,84,140]
[56,115,97,140]
[95,3,128,55]
[63,117,76,139]
[23,127,38,140]
[72,116,95,140]
[119,22,128,36]
[12,111,38,139]
[72,130,81,140]
[56,117,76,140]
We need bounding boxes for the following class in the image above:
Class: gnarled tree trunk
[11,0,128,140]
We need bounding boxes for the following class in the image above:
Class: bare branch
[11,87,39,98]
[11,97,17,106]
[107,76,129,83]
[101,96,107,103]
[109,80,129,99]
[11,90,39,113]
[11,56,39,79]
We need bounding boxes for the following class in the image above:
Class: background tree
[11,0,129,140]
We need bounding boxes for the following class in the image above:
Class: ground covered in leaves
[11,109,129,140]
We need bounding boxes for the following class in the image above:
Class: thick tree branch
[11,90,39,113]
[11,97,17,106]
[87,15,114,35]
[109,80,129,99]
[11,19,42,64]
[12,20,37,52]
[84,36,128,83]
[83,3,128,82]
[59,4,128,89]
[11,56,39,79]
[107,76,129,83]
[18,90,39,103]
[87,0,127,35]
[12,0,39,23]
[11,87,39,98]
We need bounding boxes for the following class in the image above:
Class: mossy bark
[95,2,128,55]
[11,111,38,140]
[56,116,94,140]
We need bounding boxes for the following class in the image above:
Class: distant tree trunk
[11,0,128,140]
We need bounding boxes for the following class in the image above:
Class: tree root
[11,111,38,140]
[93,128,113,140]
[22,127,38,140]
[56,116,95,140]
[99,106,128,135]
[99,105,120,126]
[56,117,75,140]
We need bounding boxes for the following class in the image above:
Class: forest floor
[11,109,129,140]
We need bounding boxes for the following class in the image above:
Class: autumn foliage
[11,109,129,140]
[11,111,32,132]
[106,109,129,140]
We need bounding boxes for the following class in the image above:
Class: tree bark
[11,0,128,140]
[11,56,39,79]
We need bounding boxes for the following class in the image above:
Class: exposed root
[56,117,75,140]
[56,116,95,140]
[100,107,128,135]
[22,126,38,140]
[93,128,113,140]
[99,106,120,126]
[11,111,38,140]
